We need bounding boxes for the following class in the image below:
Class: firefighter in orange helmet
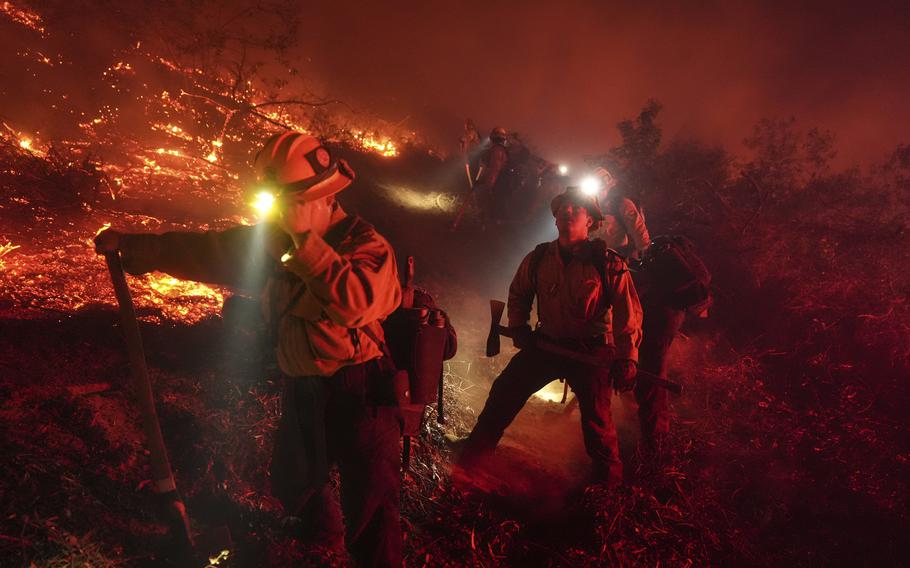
[95,132,404,566]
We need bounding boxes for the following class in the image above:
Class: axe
[486,300,682,395]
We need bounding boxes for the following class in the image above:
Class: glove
[94,228,122,255]
[510,324,534,350]
[609,359,638,392]
[264,223,294,262]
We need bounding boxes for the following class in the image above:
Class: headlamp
[580,176,601,196]
[251,189,277,215]
[558,164,569,175]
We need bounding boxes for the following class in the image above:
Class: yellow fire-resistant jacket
[507,239,643,361]
[592,196,651,256]
[118,215,401,377]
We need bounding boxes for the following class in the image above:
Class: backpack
[269,217,457,443]
[363,256,457,468]
[638,235,712,315]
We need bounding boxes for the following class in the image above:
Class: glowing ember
[351,131,399,157]
[145,274,222,301]
[135,273,225,322]
[1,1,46,34]
[207,550,230,566]
[18,138,31,150]
[0,242,21,270]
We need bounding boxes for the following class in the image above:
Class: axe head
[486,300,506,357]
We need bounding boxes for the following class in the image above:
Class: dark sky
[294,0,909,166]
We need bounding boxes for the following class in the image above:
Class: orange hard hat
[253,131,355,201]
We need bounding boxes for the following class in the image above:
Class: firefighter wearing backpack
[632,235,711,454]
[591,166,651,258]
[458,187,643,487]
[94,132,405,567]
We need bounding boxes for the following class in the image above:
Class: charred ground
[2,3,909,566]
[2,127,908,566]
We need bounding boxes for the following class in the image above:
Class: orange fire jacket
[507,239,643,361]
[119,215,401,377]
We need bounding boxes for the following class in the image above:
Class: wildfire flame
[0,242,21,270]
[351,131,399,157]
[1,1,46,35]
[1,1,411,331]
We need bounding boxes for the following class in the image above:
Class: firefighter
[458,187,643,487]
[94,132,404,567]
[591,166,650,258]
[473,126,511,224]
[459,118,481,154]
[632,236,711,456]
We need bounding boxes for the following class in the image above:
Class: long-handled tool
[450,163,482,232]
[105,252,195,551]
[486,299,683,394]
[105,254,234,563]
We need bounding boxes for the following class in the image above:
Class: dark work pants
[635,303,685,441]
[270,361,402,568]
[461,347,623,484]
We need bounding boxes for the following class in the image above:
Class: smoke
[291,0,910,165]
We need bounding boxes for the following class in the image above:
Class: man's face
[555,201,593,239]
[279,192,334,237]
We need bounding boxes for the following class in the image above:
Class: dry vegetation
[2,3,909,567]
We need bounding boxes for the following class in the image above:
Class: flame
[87,223,113,247]
[1,1,46,34]
[19,138,32,150]
[145,274,222,301]
[0,242,21,270]
[351,131,398,157]
[137,273,225,322]
[207,549,230,567]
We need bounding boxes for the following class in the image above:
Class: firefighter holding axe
[457,186,644,488]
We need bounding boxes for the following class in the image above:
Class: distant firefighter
[95,132,405,566]
[591,166,650,258]
[458,187,643,487]
[459,118,481,154]
[473,126,511,224]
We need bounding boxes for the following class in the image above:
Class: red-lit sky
[294,0,909,166]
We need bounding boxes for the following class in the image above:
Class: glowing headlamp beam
[252,191,276,215]
[580,176,601,196]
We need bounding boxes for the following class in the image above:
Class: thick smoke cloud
[293,0,910,165]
